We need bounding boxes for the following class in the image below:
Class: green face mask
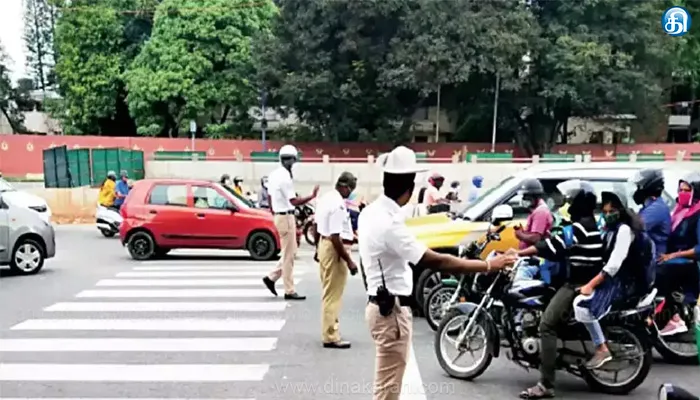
[603,211,620,226]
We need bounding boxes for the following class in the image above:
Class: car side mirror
[491,204,514,224]
[223,201,238,213]
[0,195,5,209]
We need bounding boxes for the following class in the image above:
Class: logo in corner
[662,6,691,37]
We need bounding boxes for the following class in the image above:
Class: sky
[0,0,27,83]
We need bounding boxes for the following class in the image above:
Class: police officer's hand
[488,254,517,270]
[348,260,359,275]
[311,185,320,198]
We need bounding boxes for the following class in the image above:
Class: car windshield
[459,176,517,220]
[217,183,252,209]
[0,178,16,193]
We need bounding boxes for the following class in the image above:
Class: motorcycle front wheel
[303,221,316,246]
[424,284,460,331]
[434,308,493,380]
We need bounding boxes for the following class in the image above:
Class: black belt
[274,211,293,215]
[368,295,412,307]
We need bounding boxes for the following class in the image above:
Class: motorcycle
[423,219,508,331]
[295,203,315,246]
[650,291,699,365]
[96,204,122,237]
[434,207,654,395]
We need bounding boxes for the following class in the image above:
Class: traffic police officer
[358,146,516,400]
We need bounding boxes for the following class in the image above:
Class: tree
[124,0,277,138]
[258,0,533,143]
[499,0,673,154]
[24,0,58,92]
[0,42,25,133]
[52,0,158,135]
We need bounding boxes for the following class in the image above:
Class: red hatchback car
[119,179,281,261]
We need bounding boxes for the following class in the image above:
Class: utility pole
[260,89,268,151]
[435,84,441,142]
[491,74,500,152]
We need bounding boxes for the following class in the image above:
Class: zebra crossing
[0,259,313,399]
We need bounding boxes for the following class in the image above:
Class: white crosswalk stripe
[0,260,301,400]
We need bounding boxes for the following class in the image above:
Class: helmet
[450,180,460,189]
[680,171,700,201]
[220,174,231,183]
[107,170,116,179]
[120,170,128,178]
[428,173,444,186]
[234,176,243,184]
[556,179,597,221]
[629,168,664,205]
[601,188,628,210]
[517,178,545,197]
[279,144,298,159]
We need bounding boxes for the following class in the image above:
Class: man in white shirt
[262,144,319,300]
[358,146,516,400]
[314,171,358,349]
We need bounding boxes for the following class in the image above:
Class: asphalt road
[0,226,698,400]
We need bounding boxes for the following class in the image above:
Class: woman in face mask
[656,172,700,336]
[573,189,645,370]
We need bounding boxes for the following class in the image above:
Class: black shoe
[323,341,351,349]
[284,292,306,300]
[262,277,278,296]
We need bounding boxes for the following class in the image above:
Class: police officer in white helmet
[358,146,516,399]
[262,144,319,300]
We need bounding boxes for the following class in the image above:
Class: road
[0,225,698,400]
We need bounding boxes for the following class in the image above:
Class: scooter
[658,384,698,400]
[96,204,123,237]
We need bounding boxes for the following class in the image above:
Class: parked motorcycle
[423,218,508,331]
[295,203,315,245]
[96,204,122,237]
[434,206,654,395]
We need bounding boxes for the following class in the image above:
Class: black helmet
[680,171,700,201]
[629,168,664,205]
[517,178,545,198]
[450,180,459,189]
[601,188,628,210]
[234,176,243,184]
[556,179,597,221]
[220,174,230,184]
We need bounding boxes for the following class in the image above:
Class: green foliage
[24,0,58,91]
[125,0,276,138]
[0,43,26,133]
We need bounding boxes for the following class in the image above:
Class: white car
[0,178,52,224]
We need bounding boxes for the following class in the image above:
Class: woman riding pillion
[98,171,117,209]
[573,189,652,370]
[510,180,604,399]
[656,172,700,336]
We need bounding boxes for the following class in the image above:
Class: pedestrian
[315,171,359,349]
[468,175,483,203]
[359,146,516,400]
[262,144,318,300]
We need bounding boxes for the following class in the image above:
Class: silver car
[0,192,56,275]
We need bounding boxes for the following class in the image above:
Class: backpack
[632,231,656,293]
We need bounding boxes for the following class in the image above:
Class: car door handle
[196,213,205,218]
[149,210,157,214]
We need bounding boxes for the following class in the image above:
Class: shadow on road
[0,267,55,279]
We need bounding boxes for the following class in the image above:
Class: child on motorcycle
[573,189,649,370]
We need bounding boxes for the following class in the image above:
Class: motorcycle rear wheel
[652,303,698,365]
[580,326,652,395]
[424,284,459,331]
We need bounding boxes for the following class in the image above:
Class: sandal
[519,382,555,399]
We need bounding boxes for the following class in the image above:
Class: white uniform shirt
[316,190,354,241]
[267,166,295,213]
[358,195,428,296]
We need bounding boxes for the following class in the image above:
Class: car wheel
[100,229,116,238]
[247,231,276,261]
[10,238,45,275]
[127,231,156,261]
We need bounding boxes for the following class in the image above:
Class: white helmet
[279,144,298,159]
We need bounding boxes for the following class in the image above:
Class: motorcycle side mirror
[658,384,699,400]
[491,204,514,225]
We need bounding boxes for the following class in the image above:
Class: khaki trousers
[267,214,297,294]
[318,238,349,342]
[366,301,412,400]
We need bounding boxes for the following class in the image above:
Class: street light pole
[491,74,500,152]
[435,84,441,142]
